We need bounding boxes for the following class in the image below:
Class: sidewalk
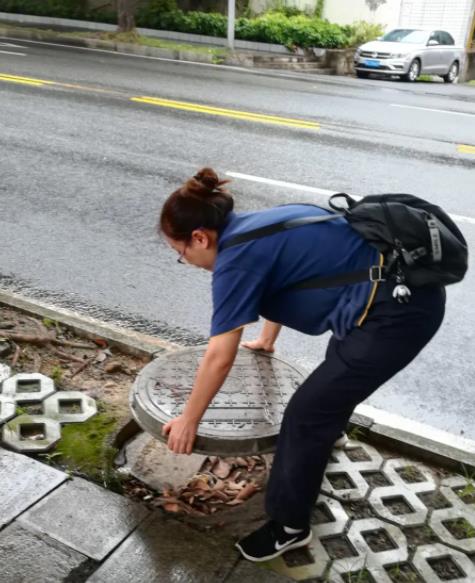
[2,430,475,582]
[1,291,475,582]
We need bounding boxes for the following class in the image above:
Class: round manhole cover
[130,346,307,455]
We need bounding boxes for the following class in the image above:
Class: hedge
[0,0,383,49]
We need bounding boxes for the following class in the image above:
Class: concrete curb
[0,289,179,358]
[1,288,474,474]
[0,23,228,65]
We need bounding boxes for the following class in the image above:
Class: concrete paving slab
[226,560,294,582]
[0,522,90,583]
[0,447,67,527]
[87,512,238,583]
[20,477,149,560]
[121,431,206,490]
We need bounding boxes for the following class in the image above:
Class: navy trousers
[265,283,446,528]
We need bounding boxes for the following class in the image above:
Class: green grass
[53,409,123,491]
[0,24,229,62]
[468,80,475,86]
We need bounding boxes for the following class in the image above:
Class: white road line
[0,49,26,56]
[391,104,475,117]
[226,171,475,226]
[0,41,25,48]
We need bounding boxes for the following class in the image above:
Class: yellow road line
[0,73,56,87]
[131,96,320,130]
[0,71,320,130]
[457,144,475,155]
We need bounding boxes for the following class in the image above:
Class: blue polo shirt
[211,205,380,340]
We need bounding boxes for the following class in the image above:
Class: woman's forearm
[182,352,233,422]
[181,328,243,423]
[260,320,282,348]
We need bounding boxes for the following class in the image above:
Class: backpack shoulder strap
[220,211,343,250]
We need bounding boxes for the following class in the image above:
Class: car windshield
[381,29,429,44]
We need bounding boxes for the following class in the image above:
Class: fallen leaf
[225,499,244,506]
[163,502,181,513]
[104,361,125,374]
[187,478,210,491]
[213,459,232,479]
[235,481,259,501]
[236,457,249,467]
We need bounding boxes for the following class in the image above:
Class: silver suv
[354,28,463,83]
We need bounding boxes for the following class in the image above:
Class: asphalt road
[1,38,474,438]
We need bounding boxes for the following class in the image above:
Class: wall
[398,0,473,46]
[322,0,401,30]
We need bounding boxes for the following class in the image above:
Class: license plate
[364,58,380,68]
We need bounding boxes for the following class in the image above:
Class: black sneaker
[235,520,312,562]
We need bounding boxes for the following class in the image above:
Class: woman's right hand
[241,338,275,353]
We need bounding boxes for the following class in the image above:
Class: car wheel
[403,59,421,82]
[442,61,459,84]
[356,71,369,79]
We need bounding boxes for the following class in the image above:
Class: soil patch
[321,535,358,559]
[427,556,465,580]
[417,490,452,510]
[396,466,426,484]
[385,562,424,583]
[443,517,475,540]
[342,499,375,519]
[326,472,356,490]
[361,470,392,488]
[402,525,439,549]
[344,447,372,462]
[382,495,414,516]
[0,304,267,517]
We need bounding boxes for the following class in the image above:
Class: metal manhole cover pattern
[130,346,307,455]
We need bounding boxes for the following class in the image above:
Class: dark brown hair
[159,167,234,241]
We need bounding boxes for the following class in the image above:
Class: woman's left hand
[162,414,199,455]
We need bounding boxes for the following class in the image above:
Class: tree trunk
[117,0,136,33]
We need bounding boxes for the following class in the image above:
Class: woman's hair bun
[159,167,234,240]
[193,167,220,192]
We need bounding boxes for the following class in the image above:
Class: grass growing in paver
[53,408,121,491]
[443,517,475,539]
[386,562,423,582]
[396,465,425,483]
[402,525,439,549]
[342,568,374,583]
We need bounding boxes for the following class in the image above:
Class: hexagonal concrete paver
[0,363,11,385]
[413,543,475,582]
[42,391,97,423]
[0,394,16,424]
[2,415,61,452]
[2,373,55,402]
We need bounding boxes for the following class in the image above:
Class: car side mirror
[427,39,439,46]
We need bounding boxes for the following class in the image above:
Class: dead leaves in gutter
[153,455,266,516]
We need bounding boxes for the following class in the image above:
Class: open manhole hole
[129,346,306,456]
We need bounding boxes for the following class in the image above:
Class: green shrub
[0,0,114,23]
[236,13,346,49]
[0,0,379,50]
[343,20,384,47]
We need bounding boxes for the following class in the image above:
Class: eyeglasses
[176,242,188,264]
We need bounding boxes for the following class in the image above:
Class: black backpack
[221,193,468,302]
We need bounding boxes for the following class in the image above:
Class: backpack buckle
[369,265,386,282]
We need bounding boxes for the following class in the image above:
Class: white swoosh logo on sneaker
[275,536,298,551]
